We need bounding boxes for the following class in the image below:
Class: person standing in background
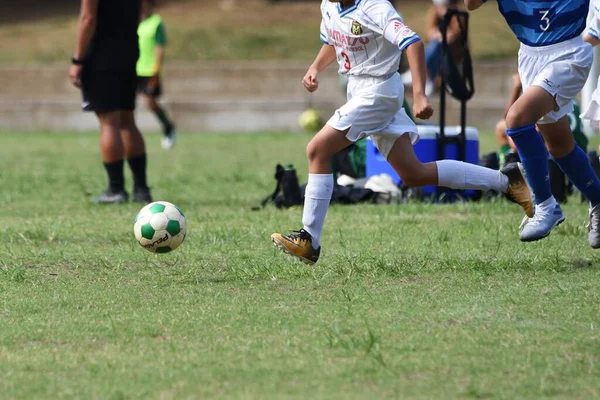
[137,0,177,150]
[69,0,153,204]
[401,0,464,95]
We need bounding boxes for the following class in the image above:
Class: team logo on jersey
[351,21,363,35]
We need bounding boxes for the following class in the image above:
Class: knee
[98,112,120,131]
[505,107,533,130]
[306,140,320,164]
[306,139,332,166]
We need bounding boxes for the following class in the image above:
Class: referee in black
[69,0,152,204]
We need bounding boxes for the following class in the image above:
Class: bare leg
[98,111,123,163]
[94,111,126,200]
[120,110,145,158]
[120,111,150,196]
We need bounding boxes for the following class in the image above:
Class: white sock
[436,160,509,192]
[302,174,334,249]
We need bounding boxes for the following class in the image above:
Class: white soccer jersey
[588,0,600,40]
[319,0,420,77]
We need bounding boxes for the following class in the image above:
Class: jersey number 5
[341,52,351,70]
[539,10,550,32]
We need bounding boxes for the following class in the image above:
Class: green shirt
[137,14,167,77]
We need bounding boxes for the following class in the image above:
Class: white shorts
[518,36,592,124]
[581,86,600,127]
[326,72,418,158]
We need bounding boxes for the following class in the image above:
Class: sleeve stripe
[398,35,421,51]
[320,37,329,44]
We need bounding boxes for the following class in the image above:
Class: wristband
[71,57,85,65]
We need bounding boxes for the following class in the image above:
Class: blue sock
[507,124,552,205]
[555,145,600,207]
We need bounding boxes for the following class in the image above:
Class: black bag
[256,164,304,209]
[440,10,474,102]
[480,152,500,171]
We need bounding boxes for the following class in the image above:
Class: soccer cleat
[271,229,320,264]
[132,186,153,204]
[161,128,176,150]
[520,203,565,242]
[92,189,129,204]
[588,204,600,249]
[502,162,534,218]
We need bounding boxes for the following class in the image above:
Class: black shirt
[87,0,141,71]
[94,0,140,42]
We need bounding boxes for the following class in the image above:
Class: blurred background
[0,0,521,133]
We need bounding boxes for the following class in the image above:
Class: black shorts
[137,76,163,97]
[81,67,137,113]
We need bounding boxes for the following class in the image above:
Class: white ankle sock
[436,160,509,192]
[302,174,334,249]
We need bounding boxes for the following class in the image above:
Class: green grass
[2,130,600,399]
[0,0,519,65]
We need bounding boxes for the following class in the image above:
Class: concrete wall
[0,61,515,132]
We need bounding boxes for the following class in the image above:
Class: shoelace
[525,206,554,227]
[588,209,600,232]
[287,229,312,242]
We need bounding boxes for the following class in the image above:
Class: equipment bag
[256,164,304,209]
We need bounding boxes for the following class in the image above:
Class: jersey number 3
[539,10,550,32]
[341,52,351,70]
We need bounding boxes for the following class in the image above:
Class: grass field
[0,0,519,65]
[2,130,600,399]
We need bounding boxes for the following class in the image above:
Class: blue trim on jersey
[338,0,363,17]
[320,33,329,44]
[398,35,421,52]
[590,28,600,40]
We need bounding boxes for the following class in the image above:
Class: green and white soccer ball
[134,201,187,253]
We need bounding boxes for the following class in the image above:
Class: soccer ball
[298,108,322,132]
[134,201,187,253]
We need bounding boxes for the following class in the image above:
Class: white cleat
[519,202,565,242]
[161,129,176,150]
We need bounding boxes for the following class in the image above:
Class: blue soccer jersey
[495,0,589,47]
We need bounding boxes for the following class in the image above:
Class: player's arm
[303,44,336,93]
[464,0,485,11]
[153,22,167,75]
[585,9,600,47]
[405,40,434,120]
[69,0,99,87]
[425,7,441,41]
[382,19,433,119]
[585,35,600,47]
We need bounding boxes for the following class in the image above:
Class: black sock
[127,154,148,190]
[155,106,173,135]
[104,160,125,193]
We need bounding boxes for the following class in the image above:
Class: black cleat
[133,186,153,204]
[92,189,129,204]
